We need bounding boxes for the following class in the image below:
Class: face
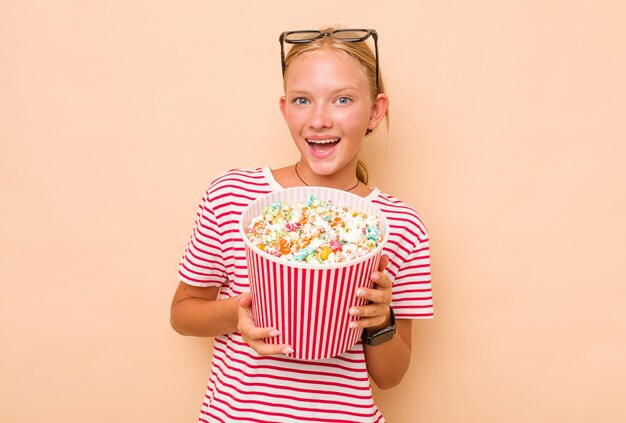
[280,47,387,183]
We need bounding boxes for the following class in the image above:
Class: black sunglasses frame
[279,29,380,95]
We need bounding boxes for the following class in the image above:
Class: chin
[307,161,341,176]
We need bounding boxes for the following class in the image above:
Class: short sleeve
[390,234,434,319]
[177,189,228,287]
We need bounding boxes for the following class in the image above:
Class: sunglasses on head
[279,29,380,94]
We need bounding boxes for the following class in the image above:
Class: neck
[294,162,360,192]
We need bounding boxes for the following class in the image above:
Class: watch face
[364,326,396,346]
[362,308,396,346]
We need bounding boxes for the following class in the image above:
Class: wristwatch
[361,307,396,346]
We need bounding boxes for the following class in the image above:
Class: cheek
[336,108,370,132]
[284,109,305,129]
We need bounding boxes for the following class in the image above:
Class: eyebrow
[286,86,361,96]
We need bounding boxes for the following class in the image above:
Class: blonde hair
[282,27,389,185]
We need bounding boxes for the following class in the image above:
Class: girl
[171,27,433,422]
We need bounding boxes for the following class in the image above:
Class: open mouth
[307,138,340,154]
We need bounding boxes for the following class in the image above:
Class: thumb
[237,292,252,308]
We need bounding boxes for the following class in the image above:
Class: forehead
[284,47,369,89]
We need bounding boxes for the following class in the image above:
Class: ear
[368,93,389,130]
[279,96,288,122]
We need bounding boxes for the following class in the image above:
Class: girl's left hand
[349,254,393,331]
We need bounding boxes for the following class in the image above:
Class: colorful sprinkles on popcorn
[245,196,383,264]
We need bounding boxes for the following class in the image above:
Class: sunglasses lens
[285,31,322,42]
[332,30,370,41]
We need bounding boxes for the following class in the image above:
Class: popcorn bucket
[239,186,389,360]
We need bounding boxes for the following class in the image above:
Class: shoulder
[371,191,428,243]
[198,167,275,218]
[205,167,271,198]
[208,167,267,189]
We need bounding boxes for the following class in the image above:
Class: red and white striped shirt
[178,167,433,423]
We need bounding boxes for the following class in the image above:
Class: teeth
[307,138,340,144]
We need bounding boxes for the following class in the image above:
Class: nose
[309,103,332,129]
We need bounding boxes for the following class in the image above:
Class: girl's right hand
[236,292,293,356]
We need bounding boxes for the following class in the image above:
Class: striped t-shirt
[178,167,434,423]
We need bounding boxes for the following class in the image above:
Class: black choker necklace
[294,162,360,192]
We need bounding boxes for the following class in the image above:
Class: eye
[293,97,310,105]
[336,96,352,105]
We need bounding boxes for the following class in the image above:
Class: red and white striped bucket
[239,187,389,361]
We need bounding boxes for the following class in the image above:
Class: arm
[172,181,292,355]
[363,319,412,389]
[170,282,292,355]
[349,255,412,389]
[170,282,237,337]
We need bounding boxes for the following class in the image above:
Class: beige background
[2,1,625,422]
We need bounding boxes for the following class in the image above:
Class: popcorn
[244,196,383,264]
[239,187,389,360]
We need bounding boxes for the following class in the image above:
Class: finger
[350,303,389,319]
[349,314,390,330]
[377,254,389,272]
[247,339,294,356]
[238,317,281,341]
[238,321,294,356]
[248,326,282,340]
[356,286,392,304]
[370,267,392,290]
[236,294,295,356]
[237,302,280,339]
[370,271,391,289]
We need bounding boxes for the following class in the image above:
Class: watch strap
[361,307,396,346]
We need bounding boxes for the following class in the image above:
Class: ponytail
[356,159,369,185]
